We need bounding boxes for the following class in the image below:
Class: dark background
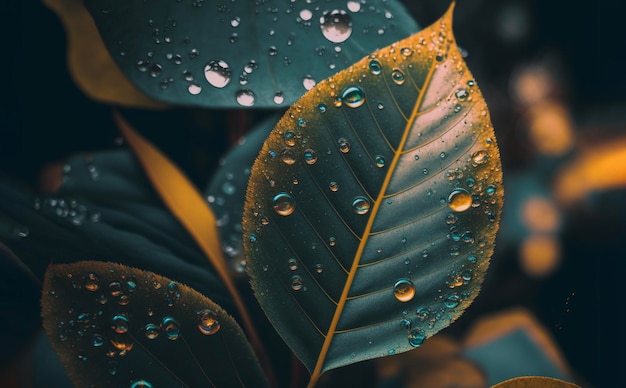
[3,1,626,387]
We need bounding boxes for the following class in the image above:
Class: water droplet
[347,1,361,12]
[280,148,297,165]
[161,317,180,340]
[288,258,298,271]
[391,69,405,85]
[393,279,415,302]
[467,255,477,263]
[471,150,489,165]
[318,103,327,112]
[369,59,382,75]
[444,293,460,308]
[303,149,318,164]
[315,263,324,273]
[144,323,159,339]
[486,185,497,195]
[197,309,220,335]
[84,273,100,291]
[352,197,370,215]
[111,315,129,334]
[320,9,352,43]
[273,193,296,216]
[341,86,365,108]
[273,92,284,105]
[377,103,384,110]
[303,76,316,90]
[230,17,240,27]
[454,104,462,113]
[450,246,460,256]
[92,333,104,347]
[422,168,429,175]
[236,89,255,106]
[329,182,339,192]
[187,83,202,95]
[337,138,350,153]
[440,152,446,159]
[408,329,426,347]
[291,275,303,291]
[109,281,122,296]
[268,45,278,56]
[401,47,413,57]
[455,88,469,100]
[448,188,472,212]
[299,9,313,21]
[416,306,430,321]
[130,380,153,388]
[204,60,231,88]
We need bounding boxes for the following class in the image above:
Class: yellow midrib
[307,58,439,387]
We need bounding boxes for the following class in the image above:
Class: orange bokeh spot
[519,235,561,278]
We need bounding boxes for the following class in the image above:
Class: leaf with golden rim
[243,3,503,386]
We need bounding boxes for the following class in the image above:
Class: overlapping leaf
[42,261,268,387]
[84,0,419,108]
[244,4,503,385]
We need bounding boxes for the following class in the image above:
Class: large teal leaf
[243,4,503,385]
[84,0,419,108]
[41,261,269,387]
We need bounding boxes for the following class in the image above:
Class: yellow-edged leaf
[243,3,503,386]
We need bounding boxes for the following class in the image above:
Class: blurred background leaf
[84,0,419,108]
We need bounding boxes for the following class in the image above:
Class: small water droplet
[444,293,460,308]
[329,182,339,192]
[280,148,297,165]
[230,17,240,27]
[273,92,284,104]
[352,197,370,215]
[84,273,100,291]
[299,9,313,21]
[471,150,489,165]
[187,83,202,95]
[341,86,365,108]
[111,314,129,334]
[161,317,180,340]
[320,9,352,43]
[197,309,220,335]
[448,188,472,212]
[416,306,430,321]
[315,263,324,273]
[486,185,497,195]
[236,89,255,106]
[288,258,298,271]
[440,152,446,159]
[393,279,415,302]
[130,379,153,388]
[318,103,327,112]
[401,47,413,57]
[268,45,278,56]
[92,333,104,347]
[303,76,316,90]
[369,59,382,75]
[347,1,361,12]
[392,69,405,85]
[144,323,159,339]
[273,193,296,216]
[337,138,350,153]
[204,60,231,88]
[455,88,469,100]
[300,148,318,165]
[408,329,426,347]
[291,275,303,291]
[109,281,122,296]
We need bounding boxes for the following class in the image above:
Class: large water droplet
[303,149,318,165]
[111,315,129,334]
[130,380,153,388]
[204,60,231,88]
[161,317,180,340]
[197,309,220,335]
[369,59,382,75]
[393,279,415,302]
[273,193,296,216]
[84,273,100,291]
[109,281,122,296]
[408,329,426,347]
[337,138,350,153]
[471,150,489,165]
[341,86,365,108]
[455,88,469,100]
[280,148,297,165]
[391,69,405,85]
[320,10,352,43]
[444,293,460,308]
[236,89,255,106]
[448,188,472,212]
[303,76,316,90]
[352,197,370,215]
[144,323,159,339]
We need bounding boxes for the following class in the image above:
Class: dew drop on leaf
[273,92,284,104]
[352,197,370,215]
[375,155,385,168]
[455,88,469,100]
[337,138,350,153]
[204,60,231,88]
[471,150,489,165]
[444,293,460,308]
[391,69,405,85]
[272,193,296,216]
[369,59,382,75]
[291,275,303,291]
[161,316,181,340]
[197,309,221,335]
[329,181,339,192]
[130,379,153,388]
[408,329,425,347]
[341,86,365,108]
[144,323,159,339]
[109,281,122,296]
[303,76,316,90]
[111,314,129,334]
[92,333,104,347]
[84,273,100,291]
[416,306,430,321]
[280,148,297,165]
[347,1,361,12]
[288,258,298,271]
[448,188,472,212]
[320,10,352,43]
[187,83,202,95]
[236,89,255,106]
[393,279,415,302]
[303,148,318,164]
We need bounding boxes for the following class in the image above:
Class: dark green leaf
[205,114,279,276]
[84,0,419,108]
[0,150,230,310]
[243,4,503,384]
[42,261,269,387]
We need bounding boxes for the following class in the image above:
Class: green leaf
[243,3,503,385]
[205,114,279,275]
[0,152,230,310]
[41,261,269,387]
[84,0,419,108]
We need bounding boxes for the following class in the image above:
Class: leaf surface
[491,376,580,388]
[41,261,268,387]
[84,0,419,108]
[243,4,503,384]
